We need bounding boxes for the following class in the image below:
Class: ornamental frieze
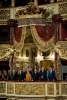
[61,84,67,95]
[59,3,67,14]
[47,84,54,95]
[0,82,6,93]
[15,84,45,95]
[7,83,14,94]
[56,83,59,95]
[0,10,10,20]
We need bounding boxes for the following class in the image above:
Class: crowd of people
[0,65,56,81]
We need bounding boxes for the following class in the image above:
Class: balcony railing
[0,81,67,99]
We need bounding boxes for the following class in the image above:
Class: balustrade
[0,81,67,99]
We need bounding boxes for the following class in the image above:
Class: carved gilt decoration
[7,83,14,94]
[47,84,54,95]
[0,10,10,20]
[59,3,67,14]
[0,82,6,93]
[61,84,67,95]
[54,41,67,60]
[15,84,45,95]
[56,83,59,95]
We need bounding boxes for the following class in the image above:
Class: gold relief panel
[15,84,45,95]
[61,84,67,95]
[56,83,59,95]
[59,3,67,14]
[0,10,10,20]
[7,83,14,94]
[0,82,6,93]
[62,15,67,20]
[47,84,54,95]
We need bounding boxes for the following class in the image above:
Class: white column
[11,0,15,7]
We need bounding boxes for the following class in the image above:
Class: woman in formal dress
[25,70,32,81]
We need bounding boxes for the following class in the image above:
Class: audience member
[32,68,39,81]
[39,67,47,81]
[0,65,57,81]
[48,66,56,81]
[25,70,32,81]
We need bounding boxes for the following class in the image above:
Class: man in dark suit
[11,69,17,80]
[48,66,55,81]
[32,68,39,81]
[17,69,23,81]
[22,67,26,81]
[39,67,47,81]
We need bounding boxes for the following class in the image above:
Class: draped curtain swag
[9,17,67,60]
[13,27,26,52]
[35,23,55,41]
[12,22,55,52]
[30,24,55,51]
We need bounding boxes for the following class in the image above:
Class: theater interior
[0,0,67,100]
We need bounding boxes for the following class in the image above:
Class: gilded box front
[15,84,45,95]
[47,84,54,95]
[56,83,59,95]
[61,84,67,95]
[0,82,6,93]
[7,83,14,94]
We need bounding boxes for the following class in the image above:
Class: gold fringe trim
[14,27,26,52]
[30,26,54,51]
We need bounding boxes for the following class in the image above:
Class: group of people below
[0,66,56,81]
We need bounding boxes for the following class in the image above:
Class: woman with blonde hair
[25,70,32,81]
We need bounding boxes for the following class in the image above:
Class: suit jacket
[39,70,47,81]
[17,72,23,81]
[48,70,55,80]
[22,71,26,81]
[11,72,17,80]
[32,72,39,81]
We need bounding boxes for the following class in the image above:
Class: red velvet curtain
[61,25,67,39]
[14,27,22,42]
[10,27,14,45]
[35,23,55,41]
